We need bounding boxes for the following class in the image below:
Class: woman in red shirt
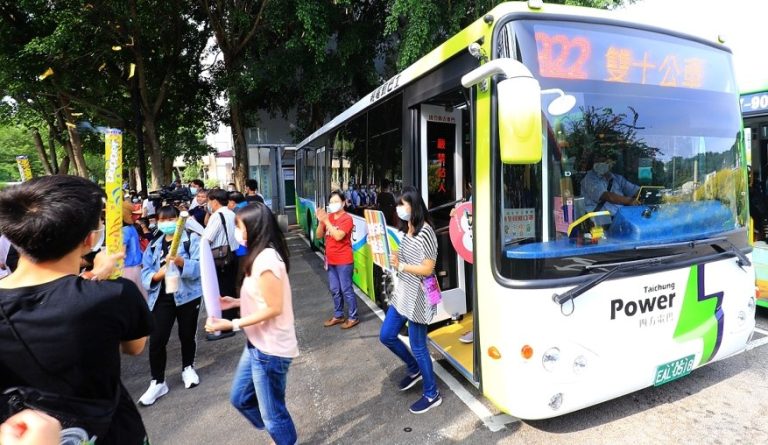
[315,190,359,329]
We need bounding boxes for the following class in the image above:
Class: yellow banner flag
[168,211,189,257]
[15,156,33,181]
[104,129,124,279]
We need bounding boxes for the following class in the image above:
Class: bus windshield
[496,20,747,280]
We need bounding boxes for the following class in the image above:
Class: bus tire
[307,211,318,251]
[373,264,392,311]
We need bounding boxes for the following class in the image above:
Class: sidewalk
[121,230,511,444]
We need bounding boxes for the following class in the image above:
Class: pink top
[240,248,299,358]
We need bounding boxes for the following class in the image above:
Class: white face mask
[327,202,342,214]
[396,205,411,221]
[90,227,105,252]
[234,228,247,248]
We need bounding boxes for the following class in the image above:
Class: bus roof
[296,1,730,150]
[741,86,768,96]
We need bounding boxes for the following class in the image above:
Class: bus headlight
[573,355,588,375]
[542,347,560,372]
[748,295,756,311]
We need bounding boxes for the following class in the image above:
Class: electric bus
[742,86,768,306]
[295,1,755,419]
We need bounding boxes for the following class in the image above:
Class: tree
[0,0,216,188]
[209,0,391,146]
[203,0,270,190]
[385,0,635,70]
[0,124,44,181]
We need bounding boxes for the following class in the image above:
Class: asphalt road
[121,231,768,444]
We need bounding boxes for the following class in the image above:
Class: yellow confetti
[65,122,76,128]
[128,63,135,79]
[112,45,122,51]
[98,62,106,71]
[71,112,83,117]
[38,67,54,80]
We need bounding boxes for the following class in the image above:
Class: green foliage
[385,0,636,70]
[0,125,43,181]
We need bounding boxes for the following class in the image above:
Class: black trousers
[217,256,240,321]
[149,292,201,382]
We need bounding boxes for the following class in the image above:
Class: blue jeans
[379,306,438,399]
[230,344,297,445]
[328,263,357,320]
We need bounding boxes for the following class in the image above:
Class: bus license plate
[654,355,695,386]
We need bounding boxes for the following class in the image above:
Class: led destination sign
[532,24,735,93]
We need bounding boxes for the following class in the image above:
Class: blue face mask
[158,221,177,236]
[189,187,198,195]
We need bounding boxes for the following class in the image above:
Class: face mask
[593,162,610,176]
[90,227,105,252]
[396,205,411,221]
[227,187,235,192]
[234,228,247,247]
[189,187,198,195]
[158,221,177,236]
[327,202,342,214]
[206,204,213,213]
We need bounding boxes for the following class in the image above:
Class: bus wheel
[374,264,392,310]
[307,211,318,251]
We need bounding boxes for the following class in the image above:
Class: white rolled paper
[199,238,222,319]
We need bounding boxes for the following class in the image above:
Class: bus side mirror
[497,76,542,164]
[461,58,544,165]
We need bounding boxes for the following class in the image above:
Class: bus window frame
[487,14,750,291]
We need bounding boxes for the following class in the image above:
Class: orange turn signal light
[488,346,502,360]
[521,344,534,360]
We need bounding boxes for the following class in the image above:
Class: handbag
[421,274,443,306]
[211,213,235,268]
[0,301,118,441]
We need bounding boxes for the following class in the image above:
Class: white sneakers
[459,331,474,344]
[182,366,200,389]
[138,380,169,406]
[138,368,199,407]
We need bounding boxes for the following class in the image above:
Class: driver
[580,152,640,225]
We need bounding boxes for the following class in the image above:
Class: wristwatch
[232,318,242,332]
[397,263,405,273]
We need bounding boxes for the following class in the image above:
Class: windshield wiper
[635,236,751,267]
[551,254,683,306]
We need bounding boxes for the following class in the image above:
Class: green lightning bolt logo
[673,264,724,365]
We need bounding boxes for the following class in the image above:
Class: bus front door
[419,104,468,325]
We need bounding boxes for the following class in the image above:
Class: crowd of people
[0,174,444,444]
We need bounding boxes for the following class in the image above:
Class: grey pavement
[122,230,768,444]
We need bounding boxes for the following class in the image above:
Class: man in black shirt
[0,175,153,444]
[244,179,265,204]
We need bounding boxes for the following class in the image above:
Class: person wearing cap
[123,200,147,300]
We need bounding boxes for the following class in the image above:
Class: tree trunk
[31,129,54,175]
[142,118,166,190]
[59,156,70,175]
[230,101,248,191]
[55,99,88,178]
[46,123,59,174]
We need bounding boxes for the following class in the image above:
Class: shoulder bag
[211,213,235,268]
